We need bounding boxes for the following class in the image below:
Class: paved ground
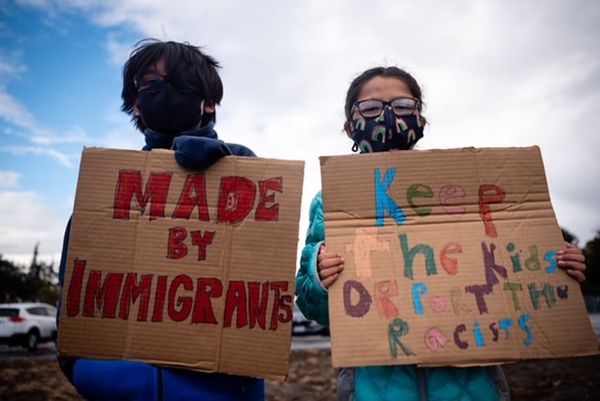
[0,343,56,362]
[1,318,598,400]
[291,334,331,350]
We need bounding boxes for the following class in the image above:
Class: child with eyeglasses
[295,66,587,401]
[57,39,263,401]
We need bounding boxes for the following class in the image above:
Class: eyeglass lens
[357,97,418,117]
[136,74,165,91]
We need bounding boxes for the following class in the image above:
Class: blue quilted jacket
[57,123,265,401]
[296,192,510,401]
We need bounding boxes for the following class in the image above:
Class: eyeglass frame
[134,72,198,93]
[352,96,421,119]
[134,73,168,91]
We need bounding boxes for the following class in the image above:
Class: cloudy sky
[0,0,598,267]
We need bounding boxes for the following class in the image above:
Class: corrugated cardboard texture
[58,148,304,380]
[320,147,598,368]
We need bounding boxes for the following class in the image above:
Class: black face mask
[136,80,204,135]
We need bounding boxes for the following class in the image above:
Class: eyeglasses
[134,72,199,94]
[354,97,420,118]
[134,73,167,92]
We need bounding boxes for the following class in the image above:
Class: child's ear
[344,121,353,138]
[203,102,216,114]
[133,99,140,117]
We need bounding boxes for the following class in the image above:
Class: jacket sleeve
[226,143,256,157]
[56,217,77,383]
[295,192,330,326]
[171,136,233,170]
[58,217,72,287]
[171,135,257,170]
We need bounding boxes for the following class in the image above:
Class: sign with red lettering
[58,148,304,379]
[320,147,598,368]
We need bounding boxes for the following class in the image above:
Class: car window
[0,308,19,317]
[45,306,57,316]
[27,307,48,316]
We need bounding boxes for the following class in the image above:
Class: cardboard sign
[320,147,598,368]
[58,148,304,380]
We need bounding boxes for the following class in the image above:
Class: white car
[292,305,329,336]
[0,302,57,351]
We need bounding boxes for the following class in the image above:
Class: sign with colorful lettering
[58,148,304,380]
[320,147,598,368]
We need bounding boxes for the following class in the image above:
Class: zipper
[157,367,164,401]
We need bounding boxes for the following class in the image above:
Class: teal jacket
[296,192,509,401]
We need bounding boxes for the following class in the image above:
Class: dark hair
[121,39,223,132]
[344,66,425,126]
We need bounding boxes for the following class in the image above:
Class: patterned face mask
[350,106,424,153]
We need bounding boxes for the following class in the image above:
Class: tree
[0,256,28,302]
[0,244,60,305]
[25,243,60,304]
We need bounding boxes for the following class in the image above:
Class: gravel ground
[1,349,599,400]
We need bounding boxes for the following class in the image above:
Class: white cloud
[0,90,37,131]
[100,129,144,149]
[16,0,53,8]
[0,190,66,266]
[0,60,27,80]
[99,105,145,149]
[68,0,600,243]
[105,32,136,66]
[11,0,600,247]
[0,171,21,189]
[0,145,76,168]
[0,64,89,168]
[29,125,91,146]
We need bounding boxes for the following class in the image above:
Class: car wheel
[26,330,39,352]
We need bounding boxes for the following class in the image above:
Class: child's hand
[558,243,586,283]
[317,244,344,289]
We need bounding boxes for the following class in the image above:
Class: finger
[559,246,583,254]
[322,249,342,257]
[566,269,586,283]
[319,265,343,280]
[317,250,342,263]
[318,244,327,254]
[557,252,585,263]
[565,242,578,249]
[558,260,586,272]
[318,257,344,270]
[322,273,340,289]
[317,255,344,268]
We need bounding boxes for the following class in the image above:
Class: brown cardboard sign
[320,147,598,368]
[58,148,304,380]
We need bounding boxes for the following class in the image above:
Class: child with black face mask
[295,66,588,401]
[121,39,255,168]
[57,39,263,401]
